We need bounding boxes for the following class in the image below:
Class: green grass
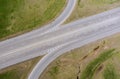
[103,64,118,79]
[48,66,59,79]
[0,56,42,79]
[0,0,66,40]
[0,70,20,79]
[0,0,24,38]
[80,49,117,79]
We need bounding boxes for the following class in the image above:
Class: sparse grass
[0,56,42,79]
[65,0,120,23]
[80,49,116,79]
[103,64,118,79]
[48,66,59,79]
[40,33,120,79]
[0,0,66,40]
[91,0,120,4]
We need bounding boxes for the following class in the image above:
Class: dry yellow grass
[40,32,120,79]
[65,0,120,23]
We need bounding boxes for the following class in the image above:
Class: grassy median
[0,0,66,40]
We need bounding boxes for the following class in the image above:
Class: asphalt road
[0,6,120,56]
[28,16,120,79]
[0,7,120,70]
[0,0,77,54]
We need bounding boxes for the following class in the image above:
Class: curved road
[0,7,119,56]
[0,0,77,54]
[0,7,120,70]
[28,17,120,79]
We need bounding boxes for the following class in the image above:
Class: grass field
[65,0,120,23]
[0,56,42,79]
[103,64,118,79]
[40,32,120,79]
[0,0,66,40]
[0,70,20,79]
[0,0,66,78]
[80,49,116,79]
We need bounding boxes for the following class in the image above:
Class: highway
[0,0,119,79]
[28,23,120,79]
[28,9,120,79]
[0,0,77,55]
[0,6,120,56]
[0,7,120,70]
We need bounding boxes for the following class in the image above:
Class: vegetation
[48,66,59,79]
[1,0,120,79]
[103,64,118,79]
[0,56,42,79]
[0,0,66,40]
[65,0,120,23]
[80,49,116,79]
[40,33,120,79]
[0,70,19,79]
[91,0,120,4]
